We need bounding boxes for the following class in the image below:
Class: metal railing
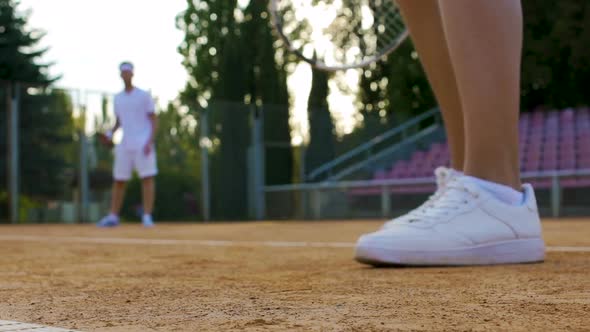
[264,169,590,220]
[306,108,442,182]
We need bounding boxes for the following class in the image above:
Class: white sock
[450,169,464,177]
[465,176,524,206]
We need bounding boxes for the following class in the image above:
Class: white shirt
[114,88,155,150]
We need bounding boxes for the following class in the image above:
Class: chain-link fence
[196,101,412,221]
[196,101,293,221]
[0,82,217,224]
[0,82,115,223]
[0,91,294,223]
[10,88,587,223]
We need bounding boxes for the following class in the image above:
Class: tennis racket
[97,132,114,149]
[269,0,409,71]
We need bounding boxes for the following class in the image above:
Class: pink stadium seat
[361,108,590,197]
[579,158,590,169]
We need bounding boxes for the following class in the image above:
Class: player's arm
[143,93,157,155]
[146,113,157,146]
[109,117,121,137]
[142,113,157,156]
[104,117,120,142]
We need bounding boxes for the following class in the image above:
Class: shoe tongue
[434,167,450,187]
[434,167,449,178]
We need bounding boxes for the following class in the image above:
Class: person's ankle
[448,168,464,176]
[463,175,524,205]
[463,168,521,191]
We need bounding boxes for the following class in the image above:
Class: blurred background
[1,0,589,223]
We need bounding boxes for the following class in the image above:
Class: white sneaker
[97,214,119,228]
[381,167,460,229]
[142,214,155,228]
[355,176,545,266]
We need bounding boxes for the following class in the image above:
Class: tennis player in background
[97,62,158,228]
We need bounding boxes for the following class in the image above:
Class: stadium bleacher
[358,108,590,195]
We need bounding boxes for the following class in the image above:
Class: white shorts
[113,146,158,181]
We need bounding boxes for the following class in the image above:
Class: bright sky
[20,0,359,142]
[21,0,188,105]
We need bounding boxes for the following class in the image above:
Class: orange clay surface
[0,219,589,331]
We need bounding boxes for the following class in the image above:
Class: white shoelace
[406,180,479,223]
[382,167,453,229]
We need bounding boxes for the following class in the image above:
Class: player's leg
[137,150,158,227]
[380,0,463,229]
[397,0,464,169]
[110,181,127,215]
[438,0,521,189]
[141,176,155,227]
[355,0,545,265]
[98,147,132,227]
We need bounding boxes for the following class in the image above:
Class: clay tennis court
[0,219,589,331]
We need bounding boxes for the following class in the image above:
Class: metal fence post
[381,185,391,218]
[551,175,561,218]
[8,83,20,224]
[299,145,307,219]
[199,108,211,221]
[300,190,307,219]
[79,129,89,223]
[251,105,265,220]
[312,189,321,220]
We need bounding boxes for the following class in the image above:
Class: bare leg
[356,0,541,267]
[397,0,465,170]
[141,176,155,215]
[110,181,127,215]
[438,0,522,189]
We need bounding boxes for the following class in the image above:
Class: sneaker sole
[355,238,545,266]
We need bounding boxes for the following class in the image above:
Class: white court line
[0,235,589,252]
[0,320,79,332]
[546,246,590,252]
[0,235,354,248]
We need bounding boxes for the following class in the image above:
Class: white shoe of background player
[142,214,155,228]
[355,176,546,266]
[97,214,120,228]
[381,166,461,229]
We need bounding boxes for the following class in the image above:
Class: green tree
[177,0,291,219]
[333,39,436,163]
[0,0,71,221]
[521,0,590,108]
[156,102,201,176]
[357,38,436,127]
[305,67,335,173]
[241,0,292,187]
[0,0,51,83]
[18,90,76,199]
[177,0,247,219]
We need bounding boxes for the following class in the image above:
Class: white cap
[119,62,134,72]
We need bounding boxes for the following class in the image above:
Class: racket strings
[271,0,408,69]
